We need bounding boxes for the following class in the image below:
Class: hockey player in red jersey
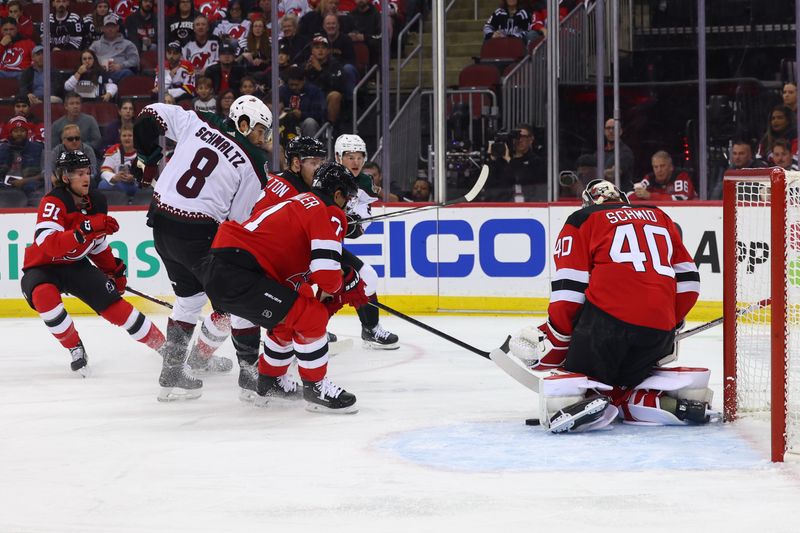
[19,151,165,376]
[507,179,710,433]
[204,162,367,413]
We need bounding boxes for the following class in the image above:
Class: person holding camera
[98,123,143,203]
[486,123,546,202]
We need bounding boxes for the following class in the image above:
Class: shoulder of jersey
[44,188,72,210]
[104,143,122,157]
[565,202,659,228]
[179,59,195,72]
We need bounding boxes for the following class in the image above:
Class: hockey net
[724,168,800,462]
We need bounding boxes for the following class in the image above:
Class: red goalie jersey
[211,192,347,295]
[548,203,699,335]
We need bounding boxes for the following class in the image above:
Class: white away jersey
[142,103,269,224]
[183,38,219,75]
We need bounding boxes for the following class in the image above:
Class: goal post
[723,168,799,462]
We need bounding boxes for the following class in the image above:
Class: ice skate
[303,377,358,414]
[548,396,611,434]
[253,373,302,407]
[187,345,234,375]
[157,364,203,402]
[361,323,399,350]
[69,343,90,378]
[237,361,259,402]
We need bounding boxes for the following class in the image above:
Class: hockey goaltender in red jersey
[19,150,165,377]
[508,179,712,433]
[203,162,368,413]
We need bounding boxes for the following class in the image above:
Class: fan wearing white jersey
[335,134,400,349]
[133,96,271,401]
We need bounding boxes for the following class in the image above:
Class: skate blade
[549,398,609,434]
[157,387,203,402]
[327,337,354,356]
[239,388,258,403]
[362,340,400,350]
[304,401,359,414]
[74,365,91,378]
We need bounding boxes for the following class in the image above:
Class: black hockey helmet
[55,150,92,184]
[581,179,630,207]
[312,161,358,201]
[286,136,327,165]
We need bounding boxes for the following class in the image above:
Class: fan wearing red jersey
[205,162,366,413]
[19,151,165,377]
[507,179,709,433]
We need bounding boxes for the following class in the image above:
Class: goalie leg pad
[637,367,713,404]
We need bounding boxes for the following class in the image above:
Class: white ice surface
[1,314,799,533]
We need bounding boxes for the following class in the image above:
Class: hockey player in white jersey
[335,134,400,349]
[133,95,271,401]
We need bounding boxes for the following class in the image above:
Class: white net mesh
[733,176,799,455]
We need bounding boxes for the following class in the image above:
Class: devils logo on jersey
[286,270,312,290]
[1,47,23,69]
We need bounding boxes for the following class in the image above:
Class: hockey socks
[356,294,380,329]
[100,299,165,350]
[31,283,81,350]
[192,311,231,361]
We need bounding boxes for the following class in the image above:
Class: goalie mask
[581,179,629,207]
[229,95,273,140]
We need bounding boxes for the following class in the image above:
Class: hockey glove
[345,214,365,239]
[76,214,120,243]
[336,266,369,308]
[508,321,570,370]
[111,257,127,294]
[132,146,162,188]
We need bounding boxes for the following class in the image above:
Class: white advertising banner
[0,203,724,310]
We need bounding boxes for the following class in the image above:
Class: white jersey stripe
[674,262,699,273]
[311,239,342,253]
[550,290,586,305]
[552,268,590,283]
[310,258,342,273]
[677,281,701,294]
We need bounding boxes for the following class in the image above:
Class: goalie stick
[369,301,541,392]
[352,164,489,225]
[676,298,771,342]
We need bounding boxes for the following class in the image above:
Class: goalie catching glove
[508,321,570,370]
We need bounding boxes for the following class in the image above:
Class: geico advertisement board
[0,204,723,303]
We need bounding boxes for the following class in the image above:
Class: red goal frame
[723,168,788,462]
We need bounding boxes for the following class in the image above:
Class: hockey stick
[353,164,489,225]
[126,286,174,309]
[369,301,541,392]
[675,298,771,342]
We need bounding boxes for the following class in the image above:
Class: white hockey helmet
[581,179,630,207]
[229,95,273,139]
[334,134,367,161]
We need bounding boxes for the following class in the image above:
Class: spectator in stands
[757,105,798,162]
[323,13,358,98]
[52,92,103,153]
[770,138,798,171]
[204,42,245,94]
[239,17,270,83]
[193,76,216,112]
[299,0,338,38]
[13,95,37,122]
[239,76,265,99]
[560,153,596,198]
[157,40,195,103]
[483,0,530,41]
[0,18,34,79]
[486,123,546,201]
[52,124,99,183]
[50,0,88,51]
[407,177,431,202]
[0,115,43,206]
[277,0,311,21]
[783,82,797,115]
[593,117,635,186]
[213,0,250,48]
[216,87,235,119]
[168,0,196,46]
[98,123,138,197]
[346,0,380,65]
[125,0,158,52]
[84,0,110,42]
[100,97,134,149]
[19,45,59,104]
[305,34,344,125]
[728,139,765,171]
[362,161,401,201]
[630,150,697,201]
[89,14,139,83]
[111,0,137,22]
[183,14,218,76]
[528,1,569,40]
[64,49,118,102]
[6,1,34,42]
[279,65,325,137]
[280,13,310,65]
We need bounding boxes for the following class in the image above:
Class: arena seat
[480,37,526,64]
[117,75,155,100]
